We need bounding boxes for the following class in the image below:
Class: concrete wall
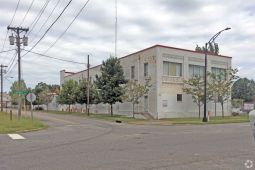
[156,46,232,119]
[60,45,232,119]
[60,47,158,118]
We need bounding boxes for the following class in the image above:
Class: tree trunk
[198,103,201,118]
[46,103,48,111]
[221,102,224,118]
[110,104,113,116]
[132,103,135,118]
[68,104,70,112]
[214,101,216,117]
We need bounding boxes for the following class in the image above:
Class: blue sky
[0,0,254,91]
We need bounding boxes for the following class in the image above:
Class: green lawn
[43,110,249,125]
[44,110,143,123]
[0,112,46,134]
[161,115,249,125]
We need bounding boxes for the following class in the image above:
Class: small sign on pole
[26,93,36,119]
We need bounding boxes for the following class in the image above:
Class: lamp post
[203,27,231,122]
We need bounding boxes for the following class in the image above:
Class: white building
[60,44,232,119]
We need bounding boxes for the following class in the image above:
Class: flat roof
[64,44,232,77]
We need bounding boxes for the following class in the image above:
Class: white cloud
[0,0,254,91]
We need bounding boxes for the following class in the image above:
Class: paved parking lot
[0,111,254,170]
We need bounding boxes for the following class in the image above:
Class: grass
[42,110,249,125]
[43,110,143,123]
[0,112,46,134]
[161,114,249,125]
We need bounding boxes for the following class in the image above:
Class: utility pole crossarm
[7,26,29,118]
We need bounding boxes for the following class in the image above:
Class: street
[0,111,254,170]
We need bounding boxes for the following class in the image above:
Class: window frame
[177,94,182,102]
[131,66,135,79]
[163,61,182,77]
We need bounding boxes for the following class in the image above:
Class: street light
[203,27,231,122]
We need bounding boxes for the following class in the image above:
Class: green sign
[15,90,30,95]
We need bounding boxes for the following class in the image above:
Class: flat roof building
[60,44,232,119]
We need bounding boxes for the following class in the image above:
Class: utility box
[249,110,255,142]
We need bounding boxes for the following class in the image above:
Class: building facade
[60,45,232,119]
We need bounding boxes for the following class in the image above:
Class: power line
[23,49,86,64]
[44,0,91,53]
[27,0,51,36]
[22,0,73,58]
[30,0,62,44]
[9,0,21,26]
[0,49,16,54]
[1,0,21,62]
[19,0,36,26]
[5,53,17,74]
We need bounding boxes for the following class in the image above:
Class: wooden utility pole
[0,64,8,112]
[7,26,29,119]
[86,55,90,116]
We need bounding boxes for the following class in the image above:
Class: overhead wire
[23,49,86,64]
[30,0,62,44]
[1,0,21,64]
[44,0,91,54]
[21,0,73,58]
[27,0,51,36]
[19,0,36,26]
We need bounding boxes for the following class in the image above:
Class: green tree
[57,80,78,112]
[122,79,151,118]
[183,76,210,118]
[48,84,60,95]
[38,89,52,111]
[75,78,97,113]
[232,78,255,102]
[95,57,127,116]
[195,42,219,55]
[9,80,27,105]
[33,82,49,105]
[208,69,239,117]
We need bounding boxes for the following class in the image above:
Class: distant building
[0,92,11,108]
[60,44,232,119]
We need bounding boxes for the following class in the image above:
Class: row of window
[163,61,226,78]
[129,61,226,79]
[131,63,149,79]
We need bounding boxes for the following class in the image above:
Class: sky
[0,0,254,92]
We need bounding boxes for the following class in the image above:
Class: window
[212,67,226,80]
[131,66,135,79]
[163,61,182,76]
[144,63,148,77]
[189,65,205,77]
[177,94,182,102]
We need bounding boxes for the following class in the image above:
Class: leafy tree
[208,69,239,117]
[48,84,60,95]
[33,82,49,105]
[183,76,212,118]
[122,78,151,118]
[195,42,219,55]
[75,78,97,113]
[232,78,255,102]
[95,57,127,116]
[9,80,27,105]
[38,89,52,111]
[57,80,78,112]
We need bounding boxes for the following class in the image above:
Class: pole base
[202,117,208,122]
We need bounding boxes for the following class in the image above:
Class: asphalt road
[0,111,254,170]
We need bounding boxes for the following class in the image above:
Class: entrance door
[144,96,148,112]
